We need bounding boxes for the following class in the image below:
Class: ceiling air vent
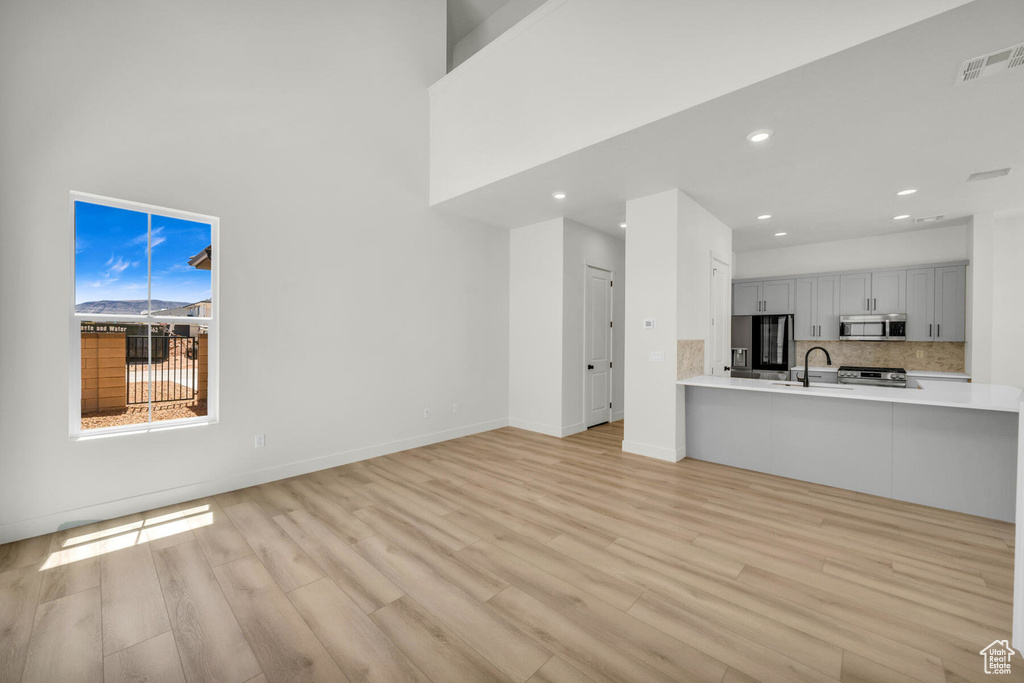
[956,43,1024,84]
[967,167,1011,182]
[915,215,945,224]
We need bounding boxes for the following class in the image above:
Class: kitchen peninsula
[678,375,1021,521]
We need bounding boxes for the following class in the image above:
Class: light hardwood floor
[0,422,1019,682]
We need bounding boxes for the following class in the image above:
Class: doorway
[709,254,731,375]
[584,265,613,427]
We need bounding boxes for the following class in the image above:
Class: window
[71,192,218,436]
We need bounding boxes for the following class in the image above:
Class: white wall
[623,191,680,461]
[562,220,625,428]
[623,189,731,462]
[429,0,969,203]
[967,215,995,382]
[990,211,1024,389]
[734,225,968,280]
[508,217,625,436]
[0,0,511,542]
[451,0,546,69]
[677,199,734,349]
[508,218,564,435]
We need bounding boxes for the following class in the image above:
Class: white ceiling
[447,0,510,48]
[434,0,1024,252]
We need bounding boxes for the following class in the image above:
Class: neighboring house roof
[149,301,211,317]
[189,245,212,270]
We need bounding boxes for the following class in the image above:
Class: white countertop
[906,370,972,380]
[680,375,1021,413]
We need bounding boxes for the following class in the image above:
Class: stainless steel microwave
[838,314,907,341]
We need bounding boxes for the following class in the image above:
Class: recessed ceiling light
[774,232,787,237]
[746,129,773,143]
[552,192,566,200]
[619,222,627,229]
[896,189,917,196]
[893,214,910,220]
[757,214,772,220]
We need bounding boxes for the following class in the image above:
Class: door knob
[587,364,594,370]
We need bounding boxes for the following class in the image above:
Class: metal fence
[126,335,199,405]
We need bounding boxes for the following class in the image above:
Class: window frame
[69,191,220,438]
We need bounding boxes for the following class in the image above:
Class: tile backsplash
[677,339,705,380]
[794,341,965,373]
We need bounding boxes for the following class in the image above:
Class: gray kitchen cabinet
[733,281,762,315]
[871,269,906,313]
[816,275,841,339]
[935,265,966,341]
[794,278,816,340]
[906,267,936,341]
[762,279,795,314]
[840,272,872,315]
[795,276,840,340]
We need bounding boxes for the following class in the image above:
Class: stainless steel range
[837,366,907,388]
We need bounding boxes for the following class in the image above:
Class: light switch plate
[650,351,665,362]
[254,434,266,448]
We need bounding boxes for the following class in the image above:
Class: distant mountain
[76,299,190,315]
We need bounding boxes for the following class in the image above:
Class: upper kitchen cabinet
[906,267,936,341]
[762,279,795,314]
[871,269,906,314]
[905,265,965,342]
[816,275,841,339]
[795,278,816,340]
[935,265,966,342]
[794,275,840,340]
[839,272,872,315]
[839,270,906,315]
[733,279,795,314]
[733,281,762,315]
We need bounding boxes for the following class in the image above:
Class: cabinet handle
[929,323,932,337]
[866,298,870,311]
[937,324,940,338]
[817,325,821,337]
[873,298,877,310]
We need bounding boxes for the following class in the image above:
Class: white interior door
[585,266,613,427]
[709,256,731,375]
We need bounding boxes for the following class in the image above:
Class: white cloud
[129,226,163,246]
[104,256,131,277]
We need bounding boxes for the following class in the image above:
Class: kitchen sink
[771,382,854,390]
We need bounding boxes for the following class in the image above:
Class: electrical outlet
[916,350,924,358]
[423,408,431,418]
[649,351,665,362]
[254,434,266,448]
[453,402,459,414]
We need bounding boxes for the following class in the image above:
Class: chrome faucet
[802,346,832,387]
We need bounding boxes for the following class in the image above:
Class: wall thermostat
[643,319,655,330]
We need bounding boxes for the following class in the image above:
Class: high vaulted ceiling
[435,0,1024,252]
[447,0,510,51]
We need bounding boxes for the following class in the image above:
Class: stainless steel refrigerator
[731,314,795,381]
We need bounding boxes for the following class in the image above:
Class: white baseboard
[612,411,624,422]
[561,422,586,437]
[508,417,563,438]
[508,417,588,439]
[0,417,508,544]
[621,439,685,462]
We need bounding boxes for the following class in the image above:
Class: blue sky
[75,201,211,305]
